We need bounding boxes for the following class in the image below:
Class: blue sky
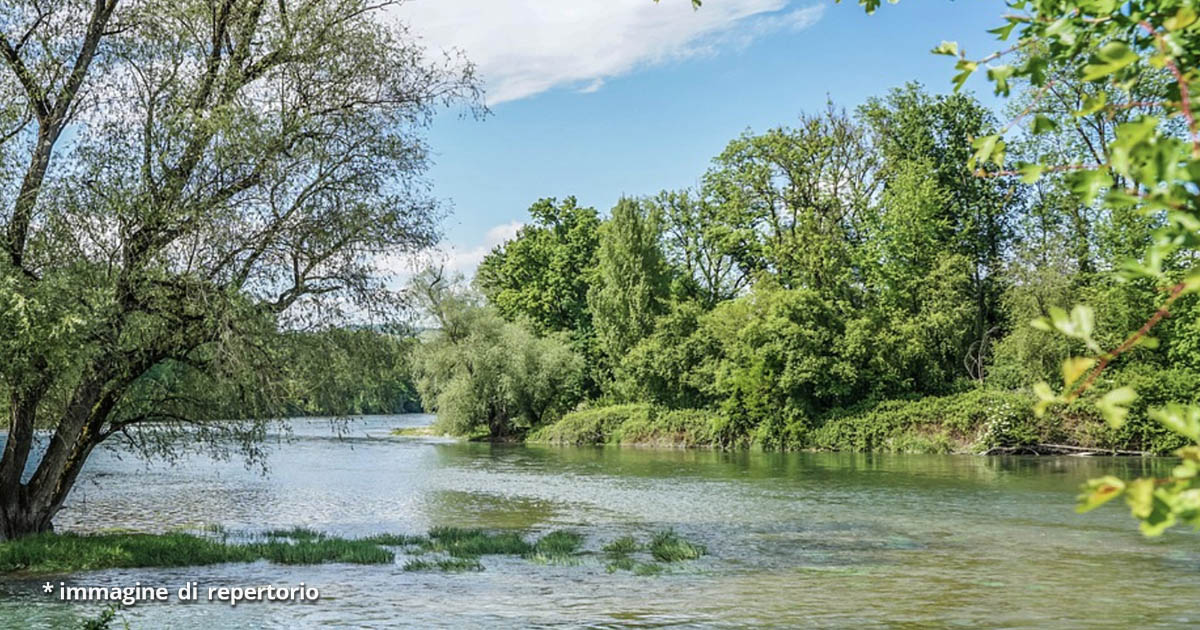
[390,0,1010,274]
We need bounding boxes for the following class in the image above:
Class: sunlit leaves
[952,59,977,92]
[1096,387,1137,429]
[987,65,1015,96]
[968,134,1004,169]
[931,41,958,56]
[1081,42,1139,81]
[1030,114,1058,135]
[1018,162,1045,183]
[1064,168,1113,206]
[1149,403,1200,441]
[1061,356,1094,390]
[1031,305,1099,353]
[1032,381,1059,417]
[1076,476,1125,513]
[1164,7,1198,32]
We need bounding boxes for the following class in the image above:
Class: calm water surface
[1,414,1197,629]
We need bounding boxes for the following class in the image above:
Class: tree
[855,0,1200,535]
[859,84,1014,380]
[651,189,751,308]
[410,269,584,438]
[588,197,670,389]
[703,104,878,298]
[0,0,479,539]
[476,197,601,336]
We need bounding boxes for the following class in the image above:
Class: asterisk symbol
[42,582,54,594]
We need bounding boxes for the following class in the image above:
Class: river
[1,414,1197,629]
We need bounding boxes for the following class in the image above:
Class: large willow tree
[0,0,479,539]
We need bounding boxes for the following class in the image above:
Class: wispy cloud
[391,0,826,104]
[380,220,525,282]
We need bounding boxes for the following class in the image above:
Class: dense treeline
[414,78,1200,453]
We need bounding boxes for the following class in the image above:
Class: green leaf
[1149,403,1200,441]
[1074,91,1107,117]
[1096,387,1137,429]
[1081,42,1139,81]
[1061,356,1094,390]
[1033,381,1058,417]
[1165,7,1198,32]
[988,20,1019,41]
[969,134,1004,169]
[952,59,977,92]
[988,64,1015,96]
[1031,114,1059,135]
[1066,168,1113,206]
[1125,477,1156,519]
[1076,476,1125,513]
[931,41,959,56]
[1018,162,1045,183]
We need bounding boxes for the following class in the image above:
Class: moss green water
[1,415,1198,629]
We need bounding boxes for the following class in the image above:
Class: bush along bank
[528,368,1200,455]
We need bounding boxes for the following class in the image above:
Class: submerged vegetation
[0,527,706,576]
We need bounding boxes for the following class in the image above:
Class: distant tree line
[413,76,1200,452]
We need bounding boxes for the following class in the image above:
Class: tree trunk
[0,483,54,541]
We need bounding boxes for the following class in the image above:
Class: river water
[1,414,1197,629]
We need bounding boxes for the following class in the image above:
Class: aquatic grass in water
[0,533,258,573]
[601,531,705,574]
[424,527,532,557]
[649,530,706,562]
[403,557,484,572]
[249,539,394,565]
[0,527,706,576]
[602,535,640,555]
[0,532,392,574]
[360,533,428,547]
[263,527,325,541]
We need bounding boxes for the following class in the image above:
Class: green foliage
[812,390,1038,453]
[477,197,601,340]
[526,404,654,445]
[272,328,423,417]
[0,0,481,538]
[588,198,671,389]
[411,272,585,438]
[422,527,533,557]
[857,0,1200,535]
[647,530,706,562]
[402,557,484,572]
[0,531,396,574]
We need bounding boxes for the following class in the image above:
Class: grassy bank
[528,370,1199,454]
[0,527,707,576]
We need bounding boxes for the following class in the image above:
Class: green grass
[602,535,640,555]
[248,539,393,565]
[360,533,428,547]
[648,530,706,562]
[423,527,533,557]
[0,531,394,574]
[402,557,484,572]
[263,527,325,541]
[1,526,708,576]
[522,530,584,565]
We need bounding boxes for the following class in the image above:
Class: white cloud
[440,220,526,274]
[379,220,525,282]
[391,0,825,104]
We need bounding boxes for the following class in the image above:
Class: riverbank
[526,379,1194,455]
